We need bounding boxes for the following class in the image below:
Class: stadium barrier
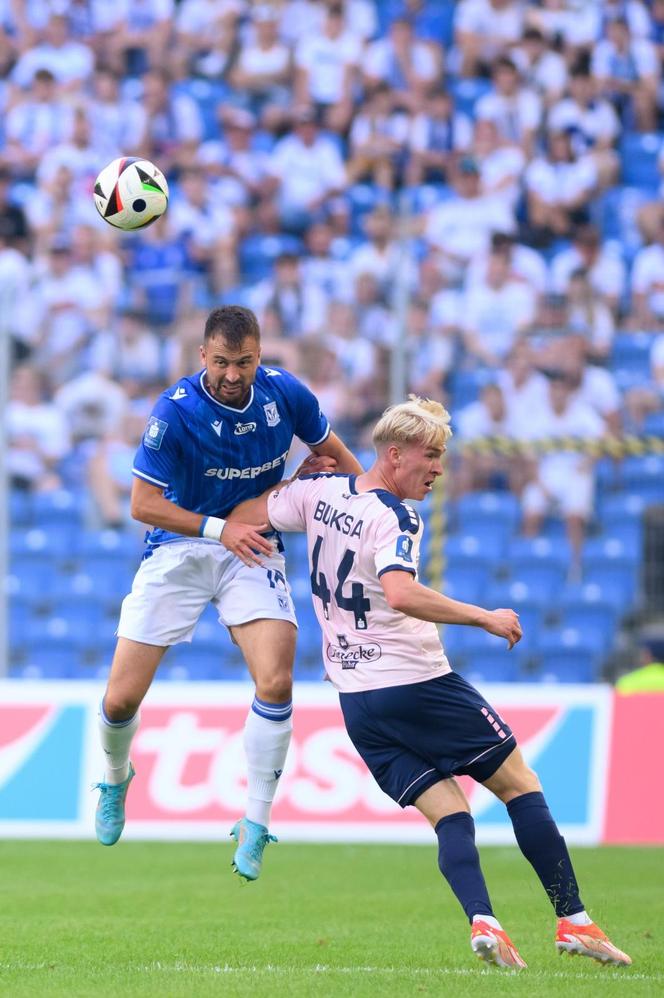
[1,680,661,845]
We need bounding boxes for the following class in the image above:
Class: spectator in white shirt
[422,157,515,277]
[510,27,567,107]
[497,340,550,426]
[525,130,597,243]
[547,67,620,187]
[8,363,70,492]
[405,298,454,402]
[549,224,626,315]
[174,0,240,80]
[323,300,380,424]
[475,56,542,157]
[229,5,292,129]
[537,334,622,434]
[4,69,72,177]
[563,269,616,363]
[301,222,350,303]
[462,246,537,367]
[363,16,443,113]
[524,0,600,53]
[466,231,548,302]
[136,68,204,176]
[631,216,664,329]
[102,0,174,76]
[406,89,473,186]
[454,0,524,77]
[591,15,659,132]
[11,14,94,91]
[266,107,347,231]
[521,372,606,571]
[348,204,416,297]
[469,117,526,211]
[254,252,327,338]
[168,166,238,293]
[294,2,361,133]
[456,383,524,494]
[36,106,103,201]
[347,83,411,190]
[88,68,147,162]
[197,107,271,207]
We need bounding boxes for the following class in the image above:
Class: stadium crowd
[2,0,663,565]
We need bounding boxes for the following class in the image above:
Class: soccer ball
[93,157,169,230]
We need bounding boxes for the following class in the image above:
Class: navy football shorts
[339,671,516,808]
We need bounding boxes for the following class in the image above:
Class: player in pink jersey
[230,396,631,971]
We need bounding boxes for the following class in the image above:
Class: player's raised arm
[380,570,523,650]
[310,430,363,474]
[130,478,273,567]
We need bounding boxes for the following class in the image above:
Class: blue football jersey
[133,365,330,548]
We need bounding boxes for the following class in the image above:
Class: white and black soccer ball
[93,157,169,230]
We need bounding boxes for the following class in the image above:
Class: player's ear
[199,343,206,365]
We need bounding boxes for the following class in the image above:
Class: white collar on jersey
[199,371,255,413]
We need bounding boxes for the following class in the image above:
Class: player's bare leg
[414,779,527,970]
[483,747,632,966]
[228,618,296,880]
[95,639,167,846]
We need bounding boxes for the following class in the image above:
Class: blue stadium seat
[580,566,638,609]
[440,569,485,604]
[28,600,111,647]
[555,604,617,655]
[32,489,85,529]
[610,332,655,376]
[18,642,83,678]
[531,652,597,684]
[9,490,33,527]
[537,626,605,658]
[619,455,664,493]
[643,411,664,436]
[507,559,567,601]
[507,536,571,569]
[582,536,638,565]
[6,557,58,603]
[10,526,78,560]
[79,529,143,560]
[449,77,492,117]
[597,492,647,521]
[80,557,137,603]
[445,531,506,563]
[463,652,521,684]
[619,132,661,189]
[455,491,521,532]
[597,519,643,551]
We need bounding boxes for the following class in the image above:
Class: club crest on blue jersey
[264,401,280,427]
[396,535,413,562]
[144,416,168,450]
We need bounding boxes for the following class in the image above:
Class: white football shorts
[117,540,297,647]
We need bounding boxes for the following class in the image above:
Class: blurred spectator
[547,67,620,188]
[615,634,664,693]
[324,299,381,422]
[300,222,350,302]
[54,369,128,445]
[11,14,94,91]
[168,165,239,294]
[405,297,453,401]
[475,55,542,156]
[103,0,174,77]
[229,5,292,129]
[89,308,165,387]
[281,0,377,46]
[137,68,204,176]
[539,335,622,434]
[0,230,33,360]
[455,383,525,495]
[197,108,270,207]
[69,224,123,314]
[510,27,567,106]
[461,245,537,366]
[123,215,192,330]
[652,334,664,391]
[352,270,396,347]
[454,0,524,77]
[466,231,547,302]
[591,14,659,132]
[266,106,346,231]
[521,372,606,573]
[422,157,515,277]
[563,268,616,363]
[88,68,147,161]
[524,131,597,243]
[36,106,103,200]
[348,204,416,297]
[469,118,526,211]
[87,409,148,529]
[4,68,72,177]
[524,0,600,53]
[602,0,653,40]
[363,16,443,112]
[253,252,327,338]
[296,335,349,425]
[550,224,626,316]
[8,363,70,492]
[293,1,361,133]
[406,89,473,186]
[631,216,664,329]
[0,166,28,252]
[174,0,240,79]
[347,82,411,190]
[497,341,550,426]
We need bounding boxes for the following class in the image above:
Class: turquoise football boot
[94,764,135,846]
[230,818,277,881]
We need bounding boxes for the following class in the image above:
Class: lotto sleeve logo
[395,535,413,562]
[144,416,168,450]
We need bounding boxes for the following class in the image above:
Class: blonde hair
[372,395,452,450]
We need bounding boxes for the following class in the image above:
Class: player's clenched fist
[220,521,275,566]
[480,609,523,649]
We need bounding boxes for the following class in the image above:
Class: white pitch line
[0,962,661,983]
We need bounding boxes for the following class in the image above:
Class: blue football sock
[507,791,584,918]
[435,811,494,923]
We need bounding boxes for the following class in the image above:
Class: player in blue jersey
[94,305,362,879]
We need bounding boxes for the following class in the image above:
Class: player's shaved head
[204,306,261,348]
[373,395,452,451]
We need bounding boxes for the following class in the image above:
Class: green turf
[0,841,661,998]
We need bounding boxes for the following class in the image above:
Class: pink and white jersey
[267,474,451,692]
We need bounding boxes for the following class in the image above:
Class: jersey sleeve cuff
[132,468,169,489]
[377,564,417,579]
[303,423,331,447]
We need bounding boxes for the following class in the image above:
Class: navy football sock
[435,811,493,923]
[507,791,584,918]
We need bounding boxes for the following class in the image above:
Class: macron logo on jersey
[264,368,282,377]
[169,387,187,401]
[211,420,222,437]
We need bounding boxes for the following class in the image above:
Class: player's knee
[104,691,142,722]
[255,673,293,704]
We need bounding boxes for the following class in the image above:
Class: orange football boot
[555,918,632,966]
[471,920,528,969]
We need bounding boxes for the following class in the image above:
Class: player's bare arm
[380,570,523,650]
[130,478,274,567]
[311,431,364,474]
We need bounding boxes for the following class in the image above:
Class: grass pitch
[0,841,661,998]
